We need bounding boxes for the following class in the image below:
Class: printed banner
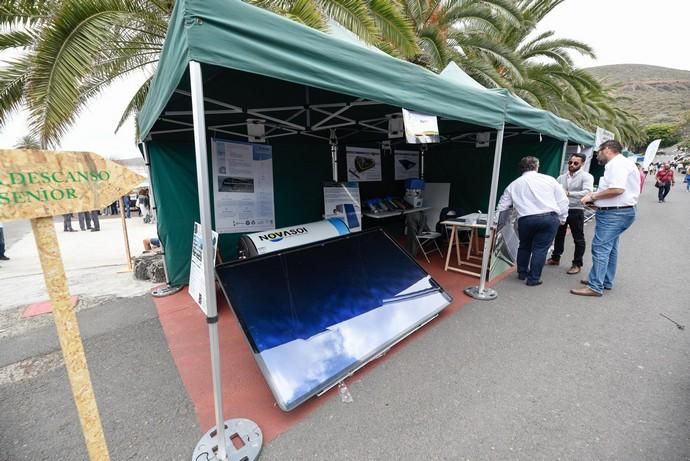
[346,146,381,182]
[188,222,219,316]
[402,109,440,144]
[323,182,362,232]
[394,150,420,180]
[211,139,275,233]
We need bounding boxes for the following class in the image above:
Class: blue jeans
[587,208,636,293]
[517,212,561,283]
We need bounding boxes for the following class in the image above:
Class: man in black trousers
[547,153,594,275]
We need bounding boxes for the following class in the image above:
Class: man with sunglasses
[546,153,593,275]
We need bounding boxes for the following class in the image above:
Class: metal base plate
[464,286,497,301]
[192,418,262,461]
[151,285,184,298]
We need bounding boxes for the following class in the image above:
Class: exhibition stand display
[134,0,595,456]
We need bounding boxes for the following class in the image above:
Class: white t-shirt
[595,154,640,207]
[497,171,569,220]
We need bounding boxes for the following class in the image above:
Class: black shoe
[0,256,9,261]
[526,280,543,286]
[517,273,527,281]
[91,228,100,232]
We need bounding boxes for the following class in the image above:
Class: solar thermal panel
[216,228,452,411]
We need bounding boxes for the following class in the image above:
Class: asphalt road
[260,179,690,460]
[0,178,687,460]
[0,295,200,460]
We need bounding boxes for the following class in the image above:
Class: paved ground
[0,177,687,460]
[259,179,690,460]
[1,216,157,310]
[0,296,200,460]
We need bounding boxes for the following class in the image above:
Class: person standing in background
[78,211,92,231]
[63,213,76,232]
[547,153,594,275]
[0,222,9,262]
[497,156,569,287]
[90,210,101,232]
[655,163,675,202]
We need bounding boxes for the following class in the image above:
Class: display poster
[211,138,275,233]
[594,127,614,150]
[188,222,219,316]
[402,108,440,144]
[346,146,382,182]
[394,150,420,180]
[323,182,362,232]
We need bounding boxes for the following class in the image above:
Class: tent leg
[464,124,505,301]
[559,140,568,175]
[188,60,262,461]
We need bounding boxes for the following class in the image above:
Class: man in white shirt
[497,156,569,286]
[570,140,639,297]
[546,153,594,274]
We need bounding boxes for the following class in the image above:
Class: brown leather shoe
[570,287,602,297]
[546,258,559,266]
[566,266,581,275]
[580,280,611,290]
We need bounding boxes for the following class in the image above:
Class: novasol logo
[257,227,309,243]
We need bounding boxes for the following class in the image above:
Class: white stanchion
[464,125,505,301]
[189,60,262,461]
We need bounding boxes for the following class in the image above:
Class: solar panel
[216,228,452,411]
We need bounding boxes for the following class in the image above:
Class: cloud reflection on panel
[260,276,446,408]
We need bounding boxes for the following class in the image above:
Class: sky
[1,0,689,159]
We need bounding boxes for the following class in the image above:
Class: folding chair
[407,213,443,263]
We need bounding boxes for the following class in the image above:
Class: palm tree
[0,0,416,148]
[394,0,524,80]
[14,134,41,149]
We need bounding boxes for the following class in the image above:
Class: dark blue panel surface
[216,229,451,410]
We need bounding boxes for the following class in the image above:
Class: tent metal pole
[190,60,228,461]
[464,124,505,301]
[559,140,568,174]
[189,61,262,461]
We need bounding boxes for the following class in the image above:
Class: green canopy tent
[137,0,513,288]
[136,0,594,293]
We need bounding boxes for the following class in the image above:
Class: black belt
[597,205,634,210]
[521,212,557,218]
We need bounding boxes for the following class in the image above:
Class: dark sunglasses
[568,161,581,165]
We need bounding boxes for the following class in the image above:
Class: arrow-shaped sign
[0,149,145,461]
[0,149,144,221]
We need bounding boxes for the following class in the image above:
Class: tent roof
[138,0,510,141]
[440,63,594,146]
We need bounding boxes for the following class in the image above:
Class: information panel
[211,139,275,233]
[394,150,420,180]
[346,146,381,182]
[216,229,452,411]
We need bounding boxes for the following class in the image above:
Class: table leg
[444,226,456,271]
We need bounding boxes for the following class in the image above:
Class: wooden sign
[0,149,144,221]
[0,149,145,461]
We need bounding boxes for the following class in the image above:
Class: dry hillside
[586,64,690,125]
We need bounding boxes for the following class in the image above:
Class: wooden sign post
[0,149,145,460]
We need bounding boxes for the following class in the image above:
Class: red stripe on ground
[152,251,511,443]
[22,295,78,318]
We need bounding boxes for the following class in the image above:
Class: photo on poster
[394,150,420,180]
[211,139,275,233]
[346,146,382,182]
[323,182,362,232]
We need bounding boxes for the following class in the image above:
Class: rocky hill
[585,64,690,125]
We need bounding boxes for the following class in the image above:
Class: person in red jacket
[655,163,675,202]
